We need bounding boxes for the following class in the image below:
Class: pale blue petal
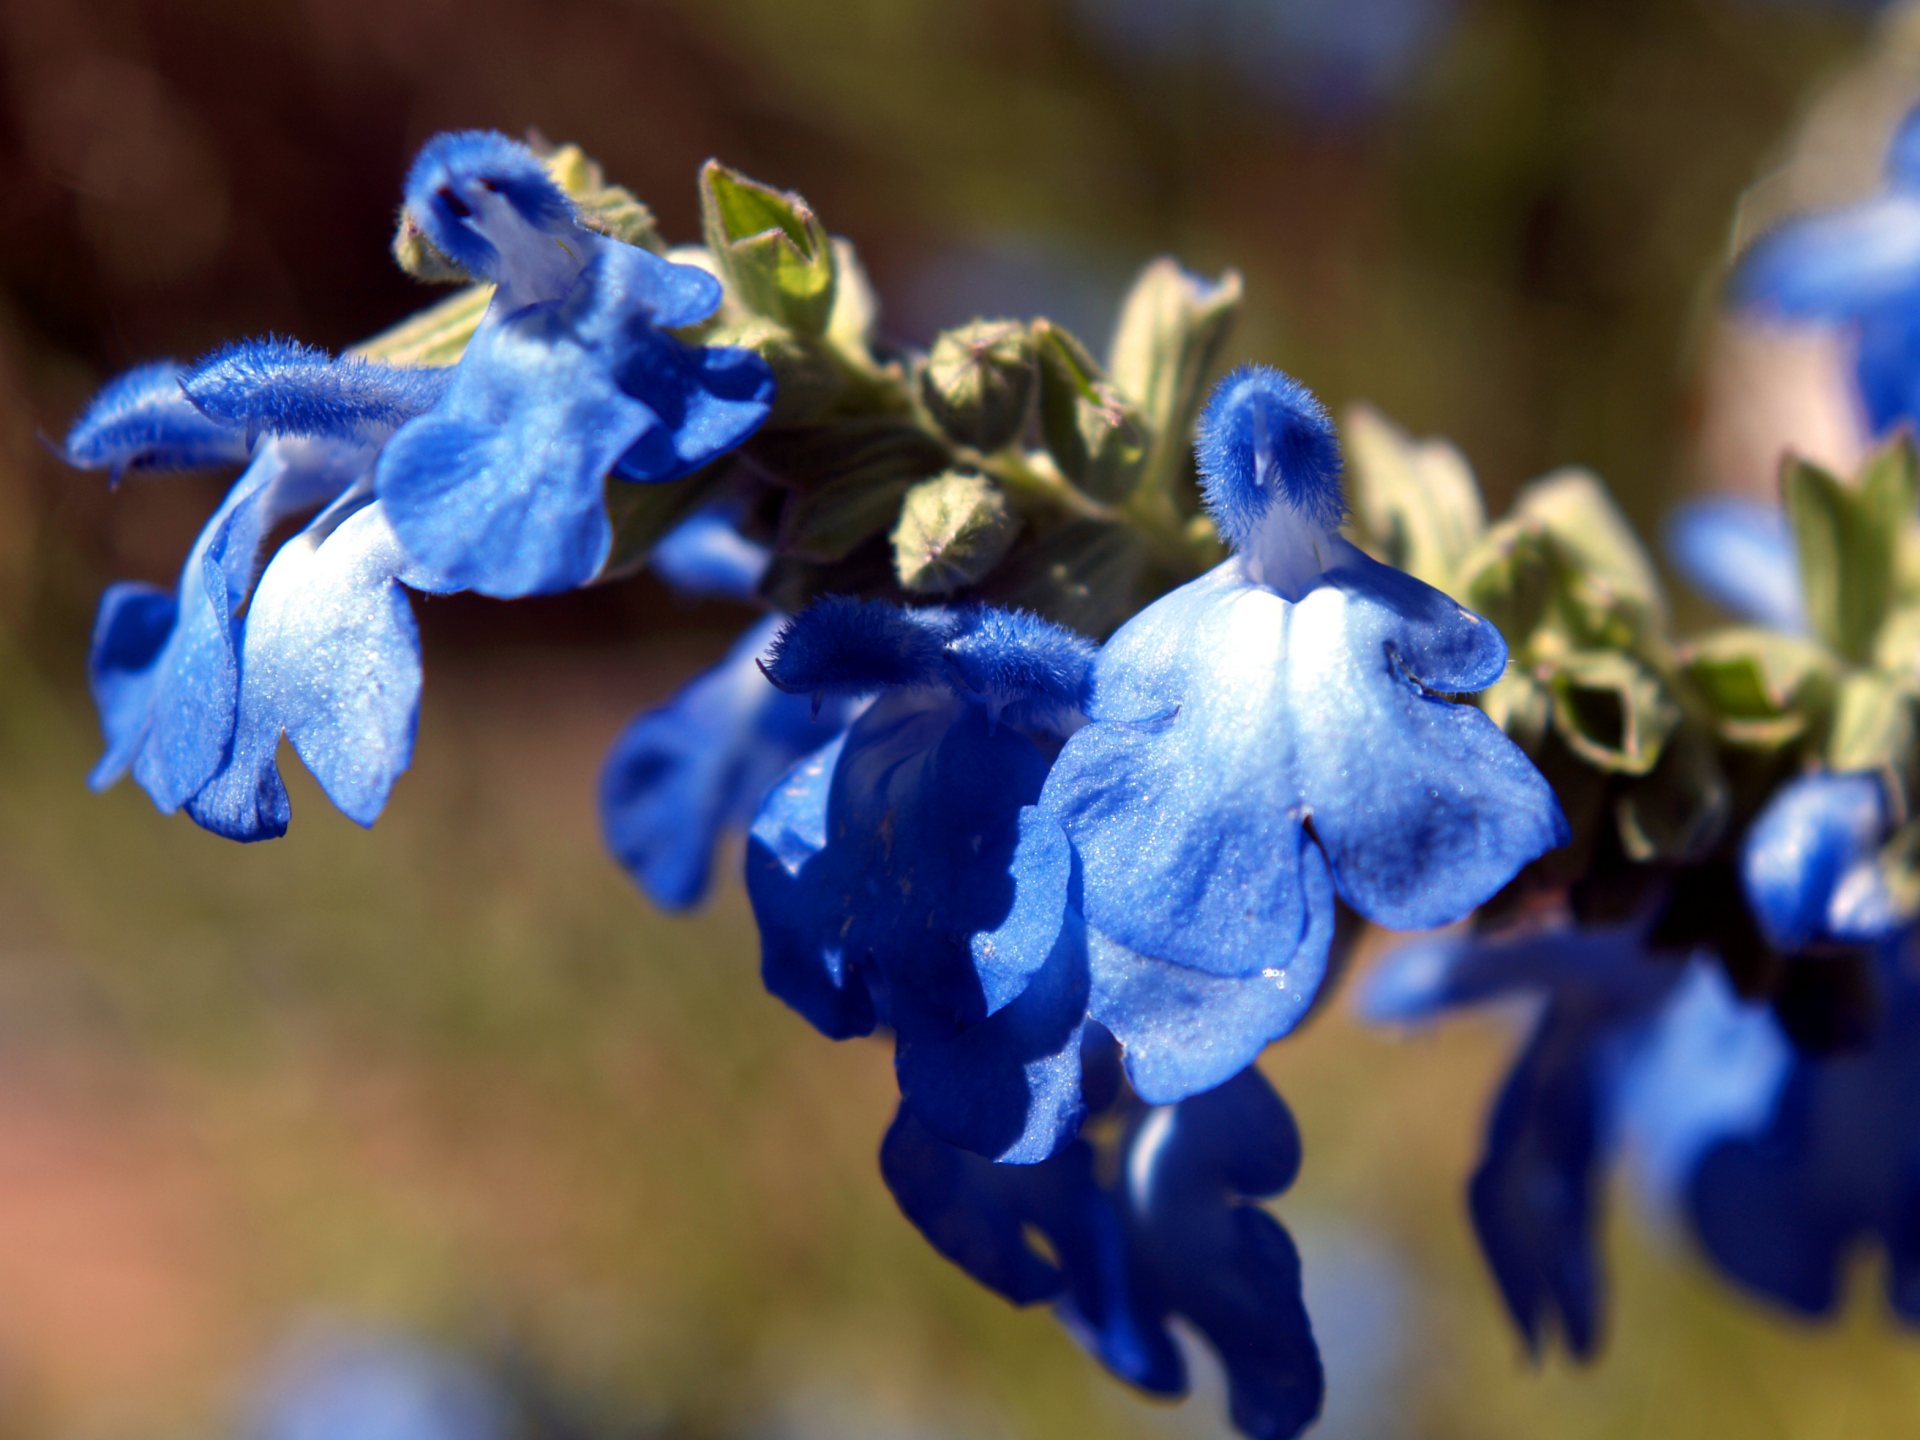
[646,508,770,601]
[186,501,456,841]
[1665,498,1805,632]
[1734,195,1920,319]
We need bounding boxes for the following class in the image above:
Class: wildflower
[600,512,853,910]
[883,1047,1323,1440]
[68,343,454,839]
[747,599,1094,1163]
[1039,365,1568,1104]
[1363,922,1791,1355]
[374,131,775,598]
[1733,103,1920,433]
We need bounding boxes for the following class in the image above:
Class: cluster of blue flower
[57,115,1920,1439]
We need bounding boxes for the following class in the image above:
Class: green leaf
[919,321,1036,452]
[1682,627,1837,749]
[1033,320,1145,502]
[699,162,836,336]
[352,283,492,367]
[892,472,1019,593]
[1459,518,1557,644]
[390,210,469,284]
[1513,467,1665,622]
[1107,259,1241,500]
[767,420,952,563]
[541,142,665,251]
[1476,671,1553,753]
[1825,671,1919,776]
[1343,403,1486,589]
[1548,649,1681,776]
[1614,726,1729,864]
[1784,439,1917,663]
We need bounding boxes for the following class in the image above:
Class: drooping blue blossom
[747,599,1094,1163]
[60,359,253,482]
[374,132,775,598]
[601,514,854,910]
[882,1048,1323,1440]
[1039,365,1568,1104]
[1663,496,1807,633]
[66,343,457,839]
[1363,922,1792,1355]
[1733,104,1920,433]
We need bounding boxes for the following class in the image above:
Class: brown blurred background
[5,1,1920,1436]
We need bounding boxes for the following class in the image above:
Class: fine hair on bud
[1196,364,1344,548]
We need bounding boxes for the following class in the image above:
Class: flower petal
[1733,195,1920,320]
[1664,498,1805,633]
[62,360,251,481]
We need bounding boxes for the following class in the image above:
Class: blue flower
[882,1049,1323,1440]
[60,359,252,482]
[247,1326,509,1440]
[746,599,1094,1163]
[1733,104,1920,433]
[600,514,854,910]
[67,341,458,839]
[1742,770,1905,954]
[1363,922,1791,1355]
[1689,946,1920,1320]
[374,131,775,598]
[1663,495,1806,633]
[1039,365,1568,1104]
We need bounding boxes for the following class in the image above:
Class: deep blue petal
[608,336,775,484]
[760,597,957,697]
[893,874,1090,1163]
[600,615,851,910]
[941,605,1096,733]
[182,338,450,442]
[1742,771,1895,952]
[62,360,251,481]
[1045,546,1560,980]
[186,500,457,841]
[1855,308,1920,434]
[1086,838,1332,1105]
[746,732,880,1039]
[1664,498,1805,632]
[1733,195,1920,320]
[376,300,653,598]
[646,508,770,601]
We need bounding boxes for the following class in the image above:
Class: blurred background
[5,0,1920,1435]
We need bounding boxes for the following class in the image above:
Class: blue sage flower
[68,341,459,839]
[1039,365,1568,1104]
[374,131,775,598]
[601,513,853,910]
[747,599,1094,1163]
[1733,104,1920,433]
[883,1048,1323,1440]
[60,359,253,482]
[1364,923,1791,1355]
[247,1327,509,1440]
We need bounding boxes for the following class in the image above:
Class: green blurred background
[6,0,1920,1435]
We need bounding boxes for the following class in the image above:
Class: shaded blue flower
[1663,496,1806,633]
[375,132,775,598]
[882,1052,1323,1440]
[747,599,1094,1163]
[67,341,458,839]
[1689,946,1920,1320]
[1363,922,1791,1355]
[1040,365,1568,1104]
[1733,104,1920,433]
[1742,770,1905,954]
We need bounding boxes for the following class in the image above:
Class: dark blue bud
[1195,364,1344,549]
[760,597,957,697]
[62,361,252,482]
[182,338,450,443]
